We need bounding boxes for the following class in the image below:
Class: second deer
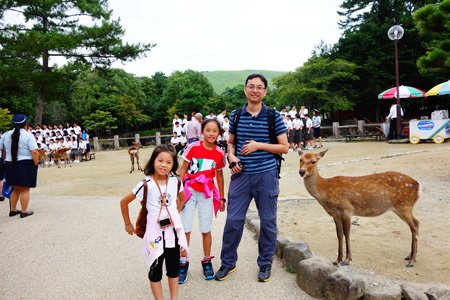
[298,149,420,267]
[128,141,143,173]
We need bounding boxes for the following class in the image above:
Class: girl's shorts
[313,127,321,138]
[148,230,180,282]
[181,188,213,233]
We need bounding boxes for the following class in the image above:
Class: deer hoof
[404,254,411,260]
[406,261,414,267]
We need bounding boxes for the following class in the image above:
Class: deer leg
[136,153,143,171]
[342,215,352,265]
[395,209,419,267]
[332,216,344,265]
[130,155,134,173]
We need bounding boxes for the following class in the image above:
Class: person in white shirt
[179,132,187,147]
[285,115,294,152]
[312,109,323,148]
[288,105,297,119]
[170,132,181,153]
[73,123,82,137]
[173,122,183,137]
[280,107,288,118]
[222,116,230,132]
[216,109,226,126]
[205,111,216,120]
[300,105,308,119]
[172,114,182,129]
[292,114,303,150]
[303,114,314,150]
[387,103,404,140]
[182,114,189,128]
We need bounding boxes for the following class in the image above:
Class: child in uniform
[120,145,188,300]
[178,119,226,283]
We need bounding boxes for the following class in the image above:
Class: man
[185,112,202,144]
[387,103,404,140]
[216,109,227,126]
[215,74,288,282]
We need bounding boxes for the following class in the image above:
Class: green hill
[202,70,287,94]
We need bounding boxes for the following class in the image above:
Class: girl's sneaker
[178,261,189,284]
[201,257,215,280]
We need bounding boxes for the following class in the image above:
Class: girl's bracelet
[221,198,226,202]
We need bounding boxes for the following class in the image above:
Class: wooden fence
[92,120,389,151]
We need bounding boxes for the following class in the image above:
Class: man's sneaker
[214,265,236,281]
[258,264,272,282]
[178,261,189,284]
[201,258,215,280]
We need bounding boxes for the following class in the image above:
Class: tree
[71,68,151,131]
[273,57,359,117]
[0,107,13,131]
[333,0,434,107]
[413,0,450,80]
[0,1,154,123]
[82,110,117,136]
[163,70,214,124]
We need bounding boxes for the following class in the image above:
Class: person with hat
[0,114,39,218]
[312,109,323,148]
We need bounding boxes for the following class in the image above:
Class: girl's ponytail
[11,126,21,163]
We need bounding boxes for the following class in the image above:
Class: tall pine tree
[0,0,154,123]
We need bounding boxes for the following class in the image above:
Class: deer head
[298,149,328,177]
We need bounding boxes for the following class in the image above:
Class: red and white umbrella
[378,85,426,99]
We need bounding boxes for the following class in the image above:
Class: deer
[298,149,420,267]
[128,141,143,173]
[54,148,72,168]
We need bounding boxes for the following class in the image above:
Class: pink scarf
[184,174,221,216]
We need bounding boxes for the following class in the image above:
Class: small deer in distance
[128,141,143,173]
[298,149,420,267]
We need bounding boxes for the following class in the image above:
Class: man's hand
[241,140,259,155]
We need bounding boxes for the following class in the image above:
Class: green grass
[285,266,296,274]
[202,70,287,94]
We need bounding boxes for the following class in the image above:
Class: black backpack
[233,107,284,178]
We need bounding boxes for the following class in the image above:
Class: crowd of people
[26,122,91,164]
[169,103,323,155]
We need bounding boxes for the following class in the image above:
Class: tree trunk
[35,16,49,125]
[35,91,44,124]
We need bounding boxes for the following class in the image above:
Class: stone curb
[245,209,450,300]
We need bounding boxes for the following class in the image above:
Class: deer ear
[319,149,328,158]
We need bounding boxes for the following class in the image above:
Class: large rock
[296,256,337,299]
[275,237,290,259]
[323,269,366,300]
[425,286,450,300]
[282,242,313,268]
[401,284,427,300]
[362,285,402,300]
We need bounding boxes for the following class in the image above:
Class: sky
[107,0,344,77]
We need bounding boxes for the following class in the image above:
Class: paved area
[0,195,313,299]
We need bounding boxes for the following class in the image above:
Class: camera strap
[153,175,174,227]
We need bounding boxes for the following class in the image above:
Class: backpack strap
[267,108,277,145]
[141,179,148,207]
[232,108,242,148]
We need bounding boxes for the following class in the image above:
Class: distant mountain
[202,70,287,94]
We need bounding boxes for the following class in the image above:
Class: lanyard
[153,175,173,226]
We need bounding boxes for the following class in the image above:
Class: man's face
[244,77,266,104]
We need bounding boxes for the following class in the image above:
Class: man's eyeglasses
[245,85,266,91]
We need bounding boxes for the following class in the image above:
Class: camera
[228,161,245,171]
[159,218,172,228]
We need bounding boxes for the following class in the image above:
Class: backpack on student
[233,107,284,178]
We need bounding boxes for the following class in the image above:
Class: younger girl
[120,145,188,300]
[178,119,226,284]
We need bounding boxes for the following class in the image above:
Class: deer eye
[312,161,316,164]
